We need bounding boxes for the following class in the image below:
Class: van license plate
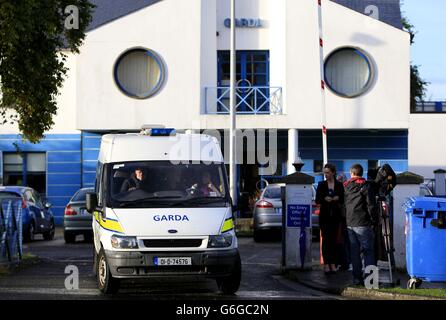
[154,257,192,266]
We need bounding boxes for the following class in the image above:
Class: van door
[93,163,104,249]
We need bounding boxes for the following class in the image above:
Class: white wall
[0,52,78,134]
[201,0,410,130]
[76,0,203,131]
[323,1,410,130]
[409,114,446,179]
[0,0,410,134]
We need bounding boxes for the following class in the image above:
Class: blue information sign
[287,204,311,228]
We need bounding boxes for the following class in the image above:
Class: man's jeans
[348,226,375,281]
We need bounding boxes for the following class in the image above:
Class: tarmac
[285,261,446,300]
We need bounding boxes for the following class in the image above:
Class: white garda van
[86,128,241,294]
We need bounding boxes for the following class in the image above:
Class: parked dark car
[63,187,94,243]
[0,186,55,242]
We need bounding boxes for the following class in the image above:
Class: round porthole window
[114,48,165,99]
[324,47,373,98]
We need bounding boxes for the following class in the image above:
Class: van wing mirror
[86,193,98,214]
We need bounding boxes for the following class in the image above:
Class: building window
[114,48,165,99]
[217,50,270,112]
[324,47,373,98]
[3,153,46,195]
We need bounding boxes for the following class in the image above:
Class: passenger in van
[191,171,222,197]
[120,167,150,193]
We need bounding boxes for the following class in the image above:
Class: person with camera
[344,164,378,286]
[316,164,345,275]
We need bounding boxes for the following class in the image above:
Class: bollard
[279,165,314,270]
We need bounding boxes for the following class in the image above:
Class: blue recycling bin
[404,197,446,288]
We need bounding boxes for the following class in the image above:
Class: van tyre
[43,220,55,240]
[64,232,76,244]
[84,233,93,243]
[253,229,263,242]
[97,248,120,294]
[24,222,35,243]
[217,253,241,295]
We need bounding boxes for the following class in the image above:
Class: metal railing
[413,101,446,113]
[0,200,23,264]
[204,86,283,115]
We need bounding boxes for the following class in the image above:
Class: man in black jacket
[120,167,150,193]
[344,164,378,286]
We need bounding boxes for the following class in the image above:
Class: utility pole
[317,0,328,166]
[229,0,238,209]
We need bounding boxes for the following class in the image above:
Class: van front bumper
[105,249,240,279]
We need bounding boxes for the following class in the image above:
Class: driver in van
[120,167,150,192]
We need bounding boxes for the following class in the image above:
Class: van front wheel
[97,248,120,294]
[217,253,241,295]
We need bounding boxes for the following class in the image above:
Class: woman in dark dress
[316,164,345,274]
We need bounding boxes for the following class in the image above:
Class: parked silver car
[253,184,284,242]
[63,187,94,243]
[420,183,434,196]
[253,183,320,242]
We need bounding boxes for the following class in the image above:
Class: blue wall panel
[83,149,100,161]
[47,185,80,197]
[82,172,96,186]
[83,161,98,172]
[301,159,314,175]
[47,173,82,185]
[0,134,82,225]
[47,162,81,173]
[82,132,102,188]
[379,160,408,173]
[299,130,408,161]
[47,151,82,163]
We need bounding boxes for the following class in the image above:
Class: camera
[368,164,397,200]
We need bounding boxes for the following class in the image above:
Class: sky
[401,0,446,101]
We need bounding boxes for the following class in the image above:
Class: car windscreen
[263,186,282,199]
[106,161,230,208]
[71,189,94,202]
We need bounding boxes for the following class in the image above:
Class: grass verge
[377,287,446,299]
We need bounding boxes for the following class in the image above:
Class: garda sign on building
[224,18,263,28]
[286,205,310,228]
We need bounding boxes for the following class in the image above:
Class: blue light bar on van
[149,128,176,136]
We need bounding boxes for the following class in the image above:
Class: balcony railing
[204,86,283,115]
[413,101,446,113]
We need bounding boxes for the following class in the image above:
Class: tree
[0,0,94,143]
[401,16,429,112]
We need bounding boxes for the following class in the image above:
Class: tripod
[377,197,397,286]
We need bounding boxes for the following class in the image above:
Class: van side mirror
[86,193,99,214]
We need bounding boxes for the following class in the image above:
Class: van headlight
[111,235,139,249]
[208,233,233,248]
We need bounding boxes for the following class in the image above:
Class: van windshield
[107,161,230,208]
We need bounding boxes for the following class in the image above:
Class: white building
[1,0,444,223]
